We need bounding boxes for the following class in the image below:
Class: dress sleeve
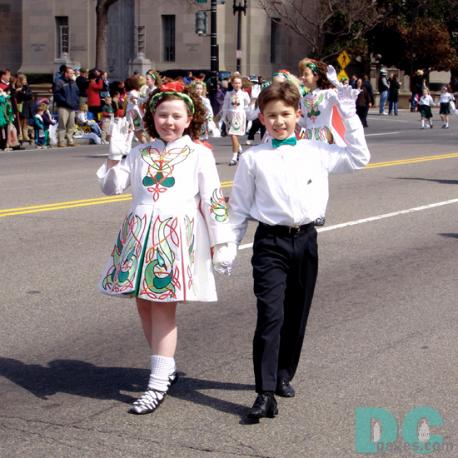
[96,152,133,195]
[197,145,235,246]
[228,153,255,244]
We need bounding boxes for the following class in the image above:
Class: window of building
[162,15,175,62]
[56,16,69,57]
[270,18,280,64]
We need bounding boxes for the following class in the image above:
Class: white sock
[421,120,425,127]
[231,152,238,161]
[148,355,176,391]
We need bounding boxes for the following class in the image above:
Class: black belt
[259,221,315,235]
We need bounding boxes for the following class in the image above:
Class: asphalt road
[0,110,457,457]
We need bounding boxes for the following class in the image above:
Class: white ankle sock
[231,152,238,161]
[148,355,176,391]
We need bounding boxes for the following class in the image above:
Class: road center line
[238,198,458,250]
[365,131,401,136]
[0,153,457,218]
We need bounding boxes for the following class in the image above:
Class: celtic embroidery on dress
[210,188,228,222]
[102,213,147,293]
[140,216,181,300]
[141,144,192,201]
[303,92,325,122]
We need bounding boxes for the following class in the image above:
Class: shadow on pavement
[394,177,458,185]
[0,357,253,417]
[439,233,458,239]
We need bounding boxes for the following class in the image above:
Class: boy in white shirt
[229,81,370,420]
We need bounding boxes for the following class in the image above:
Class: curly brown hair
[298,57,333,90]
[143,88,207,140]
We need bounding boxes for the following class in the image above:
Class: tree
[368,0,458,74]
[257,0,388,61]
[96,0,120,70]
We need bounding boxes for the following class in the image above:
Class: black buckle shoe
[247,393,278,419]
[275,379,295,398]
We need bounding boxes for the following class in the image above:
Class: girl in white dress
[222,73,250,165]
[190,80,216,140]
[297,58,359,225]
[97,80,236,415]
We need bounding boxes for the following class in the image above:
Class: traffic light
[195,11,207,36]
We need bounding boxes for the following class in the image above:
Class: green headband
[149,91,195,114]
[305,63,318,74]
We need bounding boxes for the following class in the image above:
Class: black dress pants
[251,223,318,393]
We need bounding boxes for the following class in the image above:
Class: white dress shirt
[229,116,370,244]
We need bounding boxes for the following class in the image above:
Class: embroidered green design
[210,188,228,222]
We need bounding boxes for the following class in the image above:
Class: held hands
[212,242,238,276]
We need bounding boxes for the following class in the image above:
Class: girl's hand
[326,65,342,88]
[337,84,360,118]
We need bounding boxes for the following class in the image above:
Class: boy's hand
[337,85,359,118]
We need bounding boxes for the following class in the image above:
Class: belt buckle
[288,225,300,234]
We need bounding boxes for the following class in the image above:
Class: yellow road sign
[337,50,350,69]
[337,69,349,81]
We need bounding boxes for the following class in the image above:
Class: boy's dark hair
[257,81,301,112]
[143,88,207,140]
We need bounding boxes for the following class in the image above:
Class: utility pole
[233,0,247,73]
[209,0,218,105]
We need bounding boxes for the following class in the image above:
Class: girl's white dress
[96,135,233,302]
[222,89,250,136]
[299,88,341,144]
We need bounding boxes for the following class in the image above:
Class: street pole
[210,0,218,103]
[233,0,247,73]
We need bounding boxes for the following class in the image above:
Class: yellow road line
[1,152,457,218]
[365,152,458,168]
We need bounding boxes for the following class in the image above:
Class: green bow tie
[272,137,297,148]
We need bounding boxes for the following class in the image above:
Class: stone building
[0,0,310,80]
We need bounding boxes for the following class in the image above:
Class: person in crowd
[377,68,390,115]
[53,66,79,147]
[190,80,216,140]
[33,103,47,148]
[76,103,103,138]
[419,87,435,129]
[76,68,89,104]
[222,73,250,165]
[140,70,161,101]
[87,69,104,120]
[246,75,266,145]
[410,69,426,112]
[15,73,34,143]
[228,81,369,421]
[125,75,147,144]
[96,80,235,415]
[438,85,455,129]
[101,95,114,142]
[100,71,110,100]
[0,85,14,150]
[355,78,371,127]
[388,73,401,116]
[363,75,375,107]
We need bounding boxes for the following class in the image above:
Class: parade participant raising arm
[228,81,370,421]
[96,80,236,415]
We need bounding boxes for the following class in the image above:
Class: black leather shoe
[276,379,295,397]
[247,393,278,419]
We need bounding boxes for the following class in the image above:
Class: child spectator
[438,85,455,129]
[419,88,435,129]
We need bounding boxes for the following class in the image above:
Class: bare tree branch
[258,0,387,59]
